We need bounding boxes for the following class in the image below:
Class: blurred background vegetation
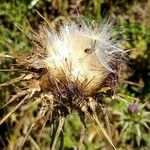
[0,0,150,149]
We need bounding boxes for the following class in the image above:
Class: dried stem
[38,111,51,142]
[92,113,116,150]
[78,124,85,150]
[50,117,65,150]
[21,122,37,148]
[85,110,116,150]
[28,135,40,150]
[0,94,30,125]
[0,74,26,88]
[1,90,31,109]
[98,104,112,140]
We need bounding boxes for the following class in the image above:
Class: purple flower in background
[128,103,139,113]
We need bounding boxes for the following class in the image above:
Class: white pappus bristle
[40,19,123,92]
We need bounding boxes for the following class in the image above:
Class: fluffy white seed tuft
[40,19,123,92]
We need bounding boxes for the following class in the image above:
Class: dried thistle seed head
[34,19,123,94]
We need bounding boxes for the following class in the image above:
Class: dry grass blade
[0,74,26,88]
[14,23,31,40]
[0,69,31,73]
[121,80,144,87]
[38,111,51,142]
[1,90,31,109]
[104,111,112,140]
[21,122,37,148]
[21,99,45,148]
[86,111,116,150]
[28,135,41,150]
[78,124,85,150]
[35,10,51,27]
[51,117,65,150]
[92,113,116,150]
[113,94,131,104]
[99,105,112,140]
[0,94,30,125]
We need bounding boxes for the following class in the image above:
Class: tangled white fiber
[37,19,123,93]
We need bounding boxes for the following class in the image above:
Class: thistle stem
[50,117,65,150]
[78,124,85,150]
